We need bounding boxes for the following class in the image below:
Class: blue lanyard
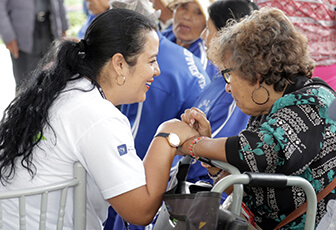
[92,79,106,99]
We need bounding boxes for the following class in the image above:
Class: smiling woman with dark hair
[0,8,198,229]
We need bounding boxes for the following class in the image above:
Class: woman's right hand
[181,107,211,138]
[156,118,199,146]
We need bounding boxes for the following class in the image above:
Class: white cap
[109,0,161,22]
[166,0,213,20]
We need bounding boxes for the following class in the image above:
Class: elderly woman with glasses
[177,7,336,229]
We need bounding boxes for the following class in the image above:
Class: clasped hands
[156,107,210,155]
[156,107,224,178]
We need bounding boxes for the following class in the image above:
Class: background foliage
[65,0,86,38]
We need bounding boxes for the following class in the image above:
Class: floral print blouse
[225,76,336,229]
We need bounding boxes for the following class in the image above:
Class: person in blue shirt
[171,0,260,201]
[77,0,110,39]
[149,0,173,32]
[196,0,259,136]
[115,1,210,161]
[77,13,96,39]
[103,0,210,229]
[121,31,209,160]
[173,0,259,190]
[162,0,217,78]
[108,1,259,229]
[109,35,210,230]
[82,0,89,15]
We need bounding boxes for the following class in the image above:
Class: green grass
[65,0,86,37]
[66,11,86,37]
[65,0,82,5]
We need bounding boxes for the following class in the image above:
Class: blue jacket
[77,13,96,39]
[121,31,210,160]
[106,43,251,230]
[173,74,251,186]
[104,31,210,230]
[194,74,250,138]
[106,39,251,230]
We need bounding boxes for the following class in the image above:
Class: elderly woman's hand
[181,107,211,137]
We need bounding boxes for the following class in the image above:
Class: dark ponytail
[0,39,84,184]
[0,8,157,184]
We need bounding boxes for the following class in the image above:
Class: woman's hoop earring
[115,75,126,86]
[251,86,270,105]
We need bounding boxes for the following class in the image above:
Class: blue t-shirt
[104,31,210,230]
[77,13,96,39]
[173,74,250,185]
[105,40,251,230]
[194,74,250,138]
[106,60,250,230]
[162,26,218,79]
[121,31,210,160]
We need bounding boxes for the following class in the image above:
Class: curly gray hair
[208,7,315,92]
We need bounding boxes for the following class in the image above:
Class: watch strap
[155,132,169,138]
[155,132,180,148]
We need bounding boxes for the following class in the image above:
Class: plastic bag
[316,199,336,230]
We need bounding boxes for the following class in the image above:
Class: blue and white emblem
[117,144,127,156]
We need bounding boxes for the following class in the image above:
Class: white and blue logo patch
[117,144,127,156]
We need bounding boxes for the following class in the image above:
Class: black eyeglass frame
[221,68,234,84]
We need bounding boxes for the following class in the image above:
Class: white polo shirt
[1,77,146,229]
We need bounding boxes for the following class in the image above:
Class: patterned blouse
[226,76,336,229]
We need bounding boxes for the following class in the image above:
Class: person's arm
[180,135,228,162]
[107,119,199,225]
[58,0,69,33]
[0,0,18,57]
[178,107,228,161]
[5,39,19,58]
[180,107,212,137]
[108,138,175,225]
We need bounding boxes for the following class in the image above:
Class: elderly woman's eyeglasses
[221,68,234,84]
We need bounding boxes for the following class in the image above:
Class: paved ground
[0,44,15,120]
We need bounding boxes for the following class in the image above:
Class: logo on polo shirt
[117,144,127,156]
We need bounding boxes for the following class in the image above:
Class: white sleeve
[76,114,146,199]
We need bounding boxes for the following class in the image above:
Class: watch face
[168,133,180,147]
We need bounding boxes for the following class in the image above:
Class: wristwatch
[155,132,180,148]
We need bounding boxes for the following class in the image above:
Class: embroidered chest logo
[117,144,128,156]
[198,99,210,113]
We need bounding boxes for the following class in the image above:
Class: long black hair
[0,8,157,184]
[208,0,259,30]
